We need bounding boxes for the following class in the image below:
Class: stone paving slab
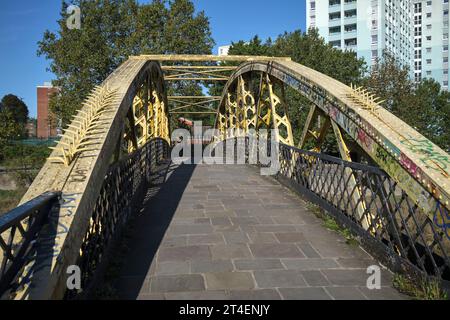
[113,164,408,300]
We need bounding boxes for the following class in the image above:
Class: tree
[364,51,450,152]
[271,28,366,85]
[0,94,29,138]
[0,108,22,159]
[364,52,415,115]
[409,80,450,152]
[38,0,215,126]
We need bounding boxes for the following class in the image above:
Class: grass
[0,188,27,216]
[307,202,360,246]
[393,274,448,300]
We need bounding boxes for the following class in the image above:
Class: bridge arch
[215,60,450,224]
[13,58,170,299]
[2,55,450,299]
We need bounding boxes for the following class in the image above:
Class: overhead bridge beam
[131,54,291,62]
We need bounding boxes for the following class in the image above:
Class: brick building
[25,119,37,138]
[37,82,59,139]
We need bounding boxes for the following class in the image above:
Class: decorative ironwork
[49,85,118,166]
[66,138,169,298]
[0,192,61,298]
[277,143,450,283]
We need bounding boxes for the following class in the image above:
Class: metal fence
[277,143,450,286]
[67,138,170,298]
[0,192,61,297]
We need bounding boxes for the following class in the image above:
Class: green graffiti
[401,138,450,172]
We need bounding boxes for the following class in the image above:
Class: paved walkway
[112,163,406,300]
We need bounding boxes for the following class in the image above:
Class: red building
[37,82,59,139]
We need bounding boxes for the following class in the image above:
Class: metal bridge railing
[67,138,170,298]
[276,143,450,286]
[0,192,61,297]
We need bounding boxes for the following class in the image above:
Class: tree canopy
[38,0,215,125]
[225,29,367,85]
[365,52,450,152]
[0,94,29,140]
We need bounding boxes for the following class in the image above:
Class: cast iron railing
[276,143,450,285]
[0,192,61,298]
[67,138,170,298]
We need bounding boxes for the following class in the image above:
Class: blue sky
[0,0,306,118]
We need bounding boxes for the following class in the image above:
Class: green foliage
[0,109,21,154]
[393,274,448,300]
[0,95,29,141]
[0,143,51,168]
[224,29,367,85]
[365,52,450,152]
[0,189,28,216]
[38,0,215,126]
[271,28,366,85]
[307,202,359,246]
[0,95,29,127]
[364,52,415,114]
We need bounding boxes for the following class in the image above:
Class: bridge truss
[1,55,449,299]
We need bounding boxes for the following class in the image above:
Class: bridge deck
[111,164,406,300]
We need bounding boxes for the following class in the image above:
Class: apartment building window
[329,26,341,34]
[427,13,432,18]
[427,1,432,6]
[329,40,341,47]
[372,20,378,30]
[426,47,432,53]
[444,57,449,63]
[416,75,422,82]
[426,36,432,41]
[329,0,341,6]
[371,35,378,44]
[444,45,449,52]
[345,38,357,46]
[427,71,432,76]
[329,12,341,20]
[344,24,357,32]
[344,9,357,18]
[310,1,316,9]
[427,59,432,64]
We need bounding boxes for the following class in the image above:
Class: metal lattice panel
[278,143,450,282]
[67,138,169,298]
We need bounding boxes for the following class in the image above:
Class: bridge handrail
[0,191,61,297]
[275,142,450,285]
[279,143,386,175]
[65,137,170,298]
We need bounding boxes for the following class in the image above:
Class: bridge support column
[331,121,372,232]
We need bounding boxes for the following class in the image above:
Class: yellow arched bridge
[1,55,450,300]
